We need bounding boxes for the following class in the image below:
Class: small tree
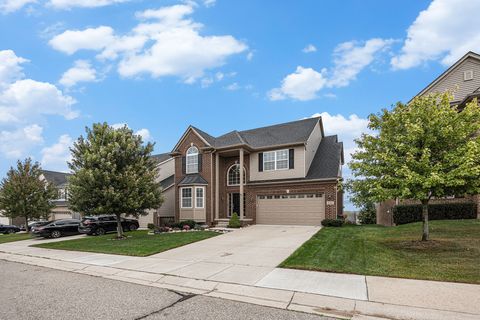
[228,212,241,228]
[68,123,163,239]
[345,179,377,224]
[0,159,57,230]
[350,93,480,240]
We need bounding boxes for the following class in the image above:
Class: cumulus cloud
[111,123,152,141]
[268,66,327,101]
[59,60,97,88]
[0,0,36,13]
[391,0,480,69]
[0,50,78,159]
[49,3,247,83]
[41,134,72,171]
[302,44,317,53]
[270,39,393,101]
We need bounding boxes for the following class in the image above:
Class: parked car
[29,221,50,233]
[0,224,20,234]
[78,215,139,236]
[31,219,81,238]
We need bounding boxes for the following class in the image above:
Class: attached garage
[256,193,325,226]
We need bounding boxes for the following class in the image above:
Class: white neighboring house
[40,170,79,220]
[0,212,11,225]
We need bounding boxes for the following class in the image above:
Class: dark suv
[31,219,81,238]
[78,215,139,235]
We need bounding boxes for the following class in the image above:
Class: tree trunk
[115,214,124,239]
[421,199,429,241]
[25,216,29,233]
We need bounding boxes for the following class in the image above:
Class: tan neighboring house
[377,51,480,226]
[40,170,78,220]
[170,117,344,226]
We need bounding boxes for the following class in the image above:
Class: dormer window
[186,146,199,174]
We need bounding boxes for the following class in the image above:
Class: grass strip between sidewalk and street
[280,219,480,284]
[0,233,32,244]
[32,230,219,257]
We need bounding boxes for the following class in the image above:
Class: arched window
[186,146,199,174]
[227,164,246,186]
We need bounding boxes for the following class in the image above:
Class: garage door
[257,193,325,226]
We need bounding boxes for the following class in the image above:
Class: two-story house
[40,170,78,220]
[169,117,344,226]
[376,51,480,226]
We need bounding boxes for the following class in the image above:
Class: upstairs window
[186,146,199,174]
[227,164,246,186]
[263,149,289,171]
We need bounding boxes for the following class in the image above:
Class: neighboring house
[170,117,344,226]
[377,51,480,226]
[40,170,79,220]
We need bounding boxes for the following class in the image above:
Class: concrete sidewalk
[0,235,479,320]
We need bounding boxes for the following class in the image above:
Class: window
[181,188,192,208]
[464,70,474,81]
[227,164,246,186]
[195,187,204,208]
[263,149,289,171]
[57,188,67,200]
[186,146,199,174]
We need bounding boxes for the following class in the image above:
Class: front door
[229,193,240,217]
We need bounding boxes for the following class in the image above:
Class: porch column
[239,148,244,220]
[215,152,219,221]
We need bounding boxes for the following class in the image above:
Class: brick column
[215,152,219,221]
[239,148,244,220]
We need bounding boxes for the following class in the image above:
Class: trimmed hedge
[321,219,344,227]
[168,219,196,229]
[393,202,477,225]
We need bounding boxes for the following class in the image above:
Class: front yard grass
[280,219,480,284]
[32,230,219,257]
[0,233,32,244]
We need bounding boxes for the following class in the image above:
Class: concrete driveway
[111,225,320,285]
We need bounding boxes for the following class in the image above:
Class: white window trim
[263,149,289,171]
[195,187,205,209]
[227,164,246,186]
[186,146,199,174]
[180,187,193,209]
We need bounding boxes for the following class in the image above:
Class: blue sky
[1,0,478,209]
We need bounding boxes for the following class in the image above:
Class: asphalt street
[0,260,334,320]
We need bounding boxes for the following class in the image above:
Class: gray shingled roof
[160,175,175,189]
[192,117,320,149]
[151,153,171,164]
[306,135,343,179]
[178,174,208,185]
[41,170,70,187]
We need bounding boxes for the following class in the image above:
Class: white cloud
[225,82,240,91]
[269,38,393,101]
[0,0,35,13]
[135,128,151,141]
[0,124,43,158]
[59,60,97,87]
[391,0,480,69]
[49,4,247,83]
[40,134,72,171]
[268,66,327,101]
[203,0,216,7]
[302,44,317,53]
[47,0,130,9]
[49,26,115,55]
[328,38,394,87]
[0,50,78,159]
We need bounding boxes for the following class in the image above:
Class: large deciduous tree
[0,159,57,230]
[350,93,480,240]
[68,123,163,239]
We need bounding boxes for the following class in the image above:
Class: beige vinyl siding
[0,215,10,225]
[158,187,175,217]
[257,194,325,225]
[423,58,480,102]
[179,186,206,222]
[157,158,174,182]
[249,145,305,181]
[304,122,322,175]
[138,211,154,228]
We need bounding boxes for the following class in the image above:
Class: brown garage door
[257,193,325,226]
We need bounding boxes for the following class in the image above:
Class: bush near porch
[32,230,219,257]
[280,220,480,284]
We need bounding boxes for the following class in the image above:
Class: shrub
[147,223,155,230]
[228,212,241,228]
[168,219,196,229]
[393,202,477,225]
[321,219,343,227]
[358,205,376,225]
[183,225,191,231]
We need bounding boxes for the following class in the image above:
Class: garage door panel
[257,194,325,226]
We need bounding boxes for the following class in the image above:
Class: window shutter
[258,152,263,172]
[182,156,186,174]
[289,149,294,169]
[198,154,202,172]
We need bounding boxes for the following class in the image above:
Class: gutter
[247,177,341,186]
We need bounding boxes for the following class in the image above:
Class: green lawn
[0,233,32,244]
[280,220,480,284]
[32,230,219,257]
